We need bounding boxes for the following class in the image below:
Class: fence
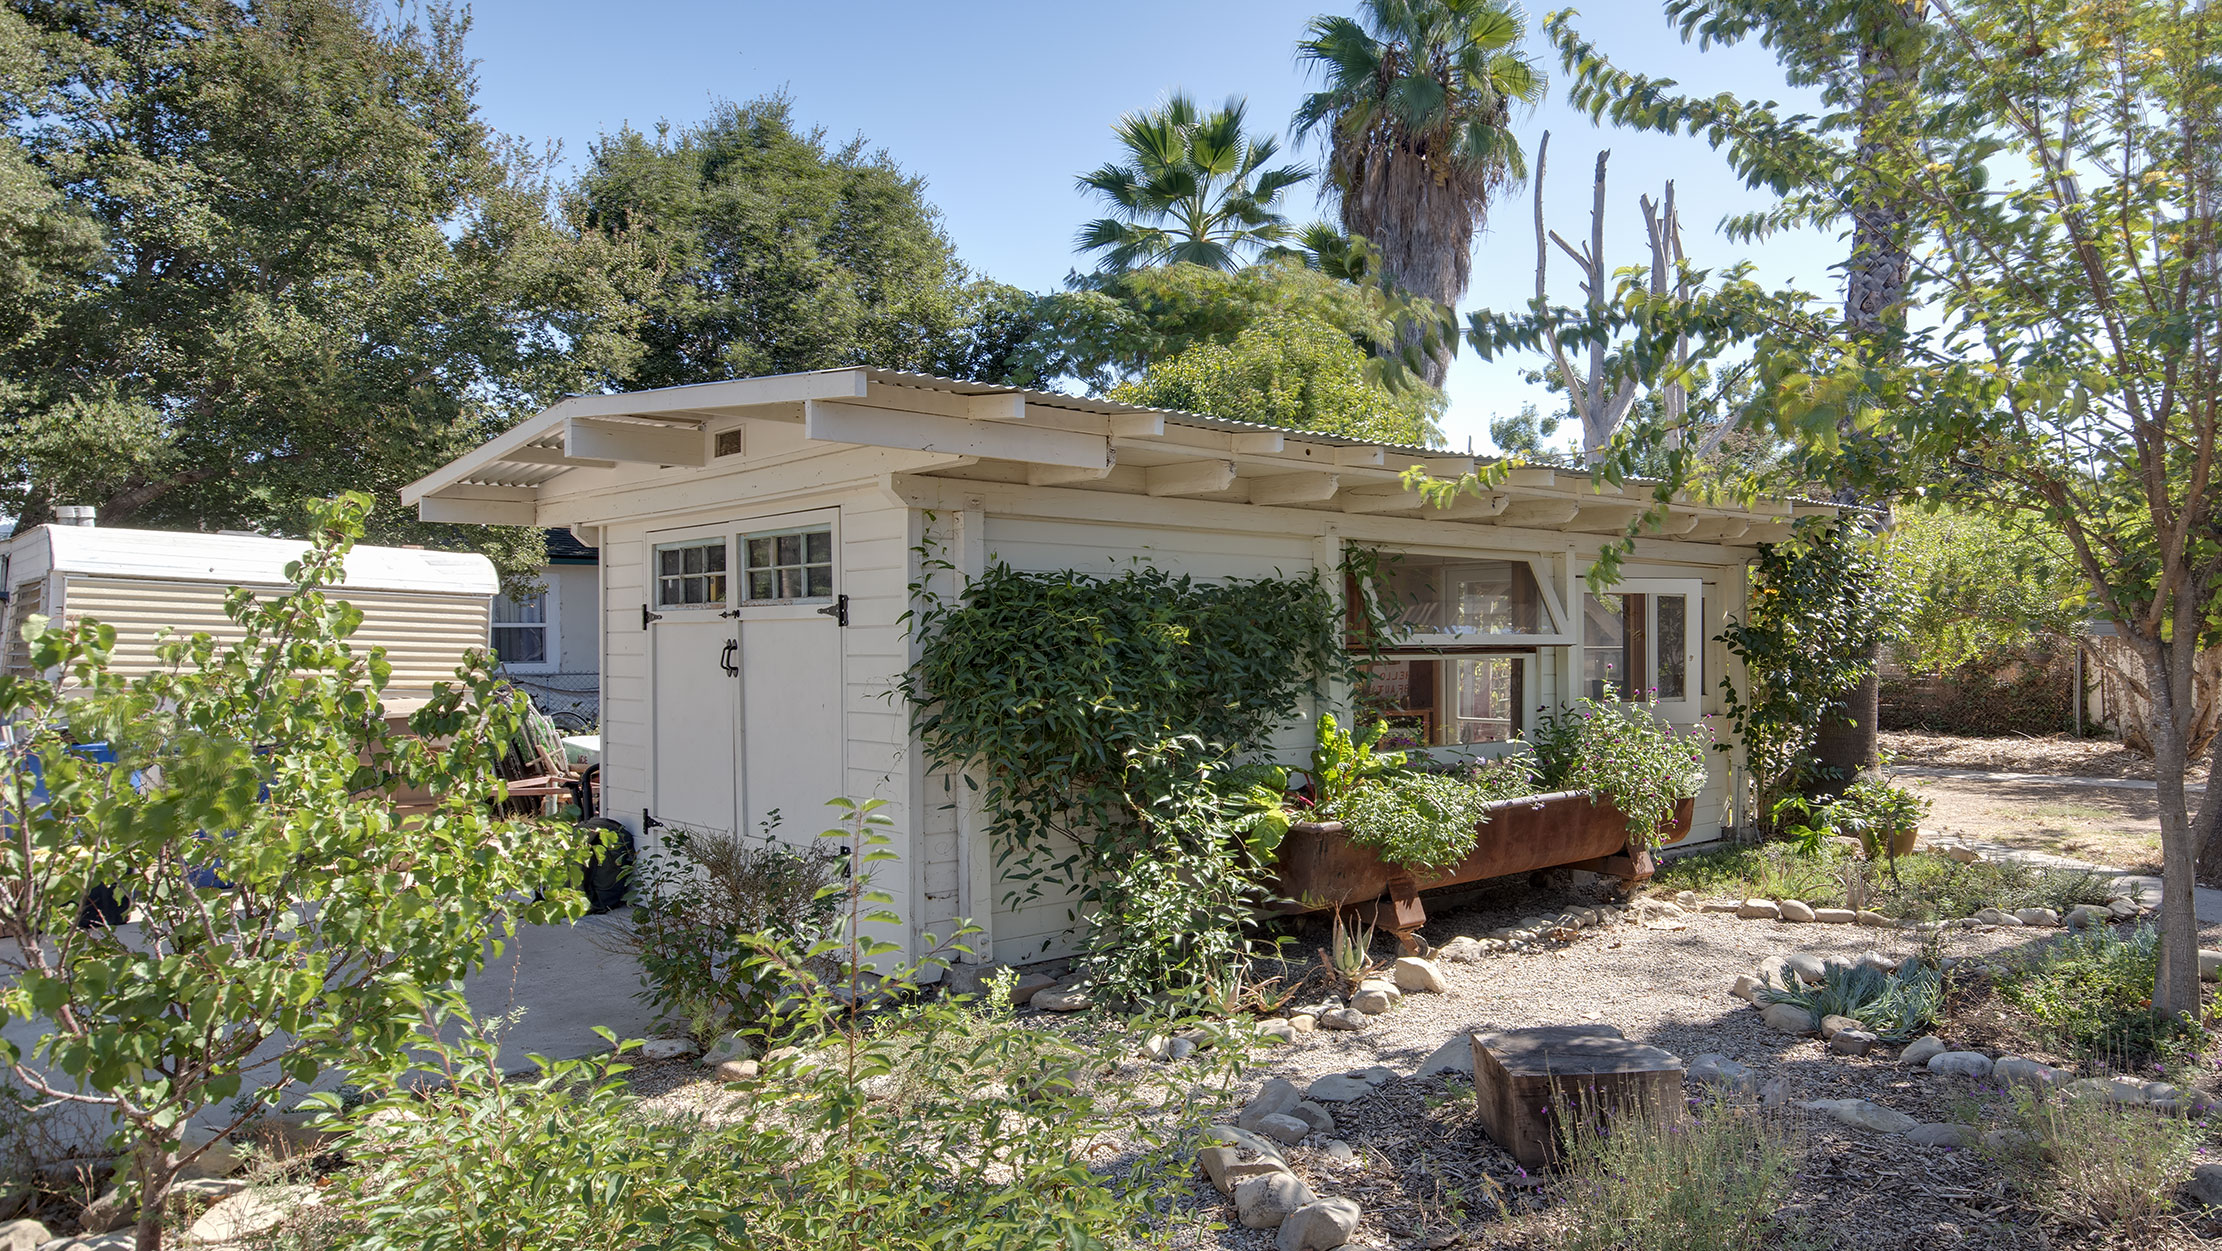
[1878,641,2082,737]
[502,670,599,733]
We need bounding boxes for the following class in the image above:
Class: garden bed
[1271,792,1694,934]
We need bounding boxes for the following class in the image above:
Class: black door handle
[719,639,737,676]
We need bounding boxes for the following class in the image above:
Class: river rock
[1256,1113,1313,1146]
[1289,1100,1336,1134]
[1276,1196,1362,1251]
[1855,910,1893,927]
[1784,952,1827,983]
[1009,972,1057,1005]
[1730,973,1763,1004]
[1030,986,1093,1012]
[2108,896,2140,919]
[1777,899,1817,923]
[1927,1051,1994,1078]
[1687,1053,1756,1093]
[1438,935,1486,963]
[1992,1056,2066,1087]
[1972,908,2022,926]
[1810,907,1856,924]
[1761,1002,1814,1033]
[185,1184,322,1244]
[636,1036,697,1061]
[1317,1007,1368,1031]
[0,1220,48,1251]
[1818,1013,1860,1039]
[1800,1098,1917,1134]
[1737,898,1781,920]
[1415,1033,1476,1079]
[2201,950,2222,981]
[2189,1163,2222,1207]
[1900,1036,1948,1066]
[2065,905,2108,930]
[2014,907,2059,927]
[1238,1078,1304,1131]
[1350,987,1394,1015]
[1255,1019,1298,1045]
[1758,954,1794,987]
[1393,956,1448,994]
[1830,1029,1878,1056]
[1305,1074,1376,1103]
[1907,1122,1980,1148]
[1233,1171,1316,1229]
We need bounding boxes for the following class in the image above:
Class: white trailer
[0,525,498,701]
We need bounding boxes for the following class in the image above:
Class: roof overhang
[402,367,1822,542]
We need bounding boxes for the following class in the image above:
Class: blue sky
[463,0,1833,454]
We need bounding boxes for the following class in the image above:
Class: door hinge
[643,808,664,832]
[642,603,663,629]
[817,594,849,627]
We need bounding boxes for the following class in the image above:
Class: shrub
[0,495,586,1251]
[1325,755,1535,870]
[1759,961,1942,1042]
[621,817,844,1043]
[304,800,1208,1251]
[1554,1096,1799,1251]
[1998,924,2208,1068]
[1988,1088,2202,1241]
[1525,690,1712,845]
[1651,844,2118,921]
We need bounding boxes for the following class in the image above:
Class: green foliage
[578,93,974,386]
[1073,93,1309,274]
[1649,844,2117,921]
[1554,1095,1799,1251]
[1325,756,1537,870]
[1889,507,2089,674]
[621,820,844,1045]
[902,553,1342,997]
[1998,925,2209,1069]
[1308,712,1407,809]
[1758,961,1941,1042]
[0,494,587,1249]
[0,2,632,581]
[1717,519,1909,810]
[1110,311,1445,446]
[312,802,1203,1251]
[1524,690,1712,846]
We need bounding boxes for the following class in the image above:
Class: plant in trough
[1324,755,1536,871]
[1525,689,1711,846]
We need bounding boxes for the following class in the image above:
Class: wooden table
[1468,1025,1685,1169]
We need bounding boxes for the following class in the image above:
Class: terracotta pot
[1887,825,1919,858]
[1271,791,1697,916]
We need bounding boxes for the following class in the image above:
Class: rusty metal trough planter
[1272,791,1695,940]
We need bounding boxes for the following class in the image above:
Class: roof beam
[1430,493,1510,521]
[565,417,708,467]
[1231,432,1286,455]
[1342,489,1428,515]
[548,369,868,422]
[1334,445,1386,468]
[1111,413,1165,438]
[1645,511,1702,536]
[1399,456,1475,479]
[854,386,1026,422]
[417,486,537,527]
[1145,459,1237,497]
[505,445,618,470]
[804,399,1111,471]
[1028,452,1117,487]
[1497,499,1582,528]
[1564,503,1650,533]
[1505,467,1560,488]
[1683,518,1750,542]
[1245,472,1340,506]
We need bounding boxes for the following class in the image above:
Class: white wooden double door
[647,510,845,847]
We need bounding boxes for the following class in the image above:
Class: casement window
[1348,553,1570,748]
[492,588,555,670]
[1582,579,1704,719]
[655,539,729,609]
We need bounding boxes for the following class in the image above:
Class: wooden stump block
[1469,1025,1685,1170]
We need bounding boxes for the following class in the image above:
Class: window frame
[738,522,837,607]
[652,536,732,612]
[1353,550,1575,649]
[1582,577,1705,721]
[492,582,560,673]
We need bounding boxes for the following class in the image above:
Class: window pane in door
[1584,593,1632,699]
[1656,594,1688,699]
[739,523,834,603]
[656,540,729,609]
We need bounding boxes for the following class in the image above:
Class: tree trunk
[132,1135,177,1251]
[2142,638,2202,1021]
[1809,670,1880,798]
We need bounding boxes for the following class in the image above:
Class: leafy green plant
[901,551,1343,998]
[310,800,1207,1251]
[1554,1094,1799,1251]
[1307,712,1406,809]
[620,816,845,1045]
[1324,755,1536,870]
[1758,961,1941,1043]
[1525,689,1711,846]
[1998,924,2208,1069]
[0,495,588,1251]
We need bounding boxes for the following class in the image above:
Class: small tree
[0,494,590,1250]
[1549,0,2222,1016]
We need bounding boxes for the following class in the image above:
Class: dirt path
[1883,729,2208,785]
[1909,775,2166,872]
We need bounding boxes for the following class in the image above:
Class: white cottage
[404,368,1807,967]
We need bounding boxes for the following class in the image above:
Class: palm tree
[1074,94,1311,275]
[1294,0,1544,385]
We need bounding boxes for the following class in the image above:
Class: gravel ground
[1881,730,2208,785]
[628,878,2222,1251]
